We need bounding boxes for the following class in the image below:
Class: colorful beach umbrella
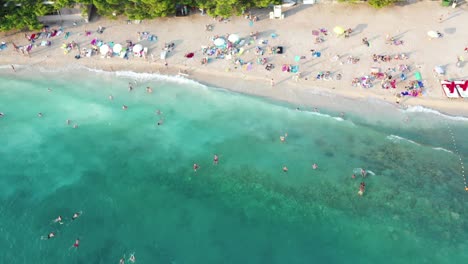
[228,34,240,43]
[333,26,345,35]
[214,38,226,46]
[99,44,109,54]
[132,44,143,53]
[112,44,123,53]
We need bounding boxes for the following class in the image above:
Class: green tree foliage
[368,0,401,8]
[0,0,48,31]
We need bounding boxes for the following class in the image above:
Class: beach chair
[441,80,459,98]
[454,80,468,98]
[269,5,284,20]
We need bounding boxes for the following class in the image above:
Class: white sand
[1,2,467,116]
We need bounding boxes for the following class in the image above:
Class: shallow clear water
[0,68,467,263]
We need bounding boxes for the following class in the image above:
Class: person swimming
[193,163,200,172]
[120,257,125,264]
[73,124,78,129]
[156,109,162,115]
[109,95,114,100]
[54,216,63,224]
[213,154,219,165]
[0,112,4,117]
[73,238,80,248]
[128,83,133,92]
[129,254,136,263]
[72,212,81,220]
[280,136,285,142]
[312,163,318,170]
[361,169,367,177]
[358,182,366,196]
[122,105,128,110]
[157,119,164,126]
[66,119,71,125]
[352,174,356,179]
[283,166,288,172]
[41,232,55,240]
[146,87,153,93]
[38,112,43,118]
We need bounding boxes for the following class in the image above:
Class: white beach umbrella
[434,65,445,74]
[427,31,438,38]
[113,43,123,53]
[214,38,226,46]
[100,44,110,54]
[228,34,240,43]
[132,44,143,53]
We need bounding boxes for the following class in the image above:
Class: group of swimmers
[42,212,81,242]
[193,154,219,172]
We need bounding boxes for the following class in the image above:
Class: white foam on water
[404,106,468,122]
[386,135,421,146]
[432,147,454,154]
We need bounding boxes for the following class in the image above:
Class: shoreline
[3,62,468,121]
[1,2,467,117]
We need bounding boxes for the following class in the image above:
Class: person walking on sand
[270,78,275,87]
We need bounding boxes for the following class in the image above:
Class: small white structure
[269,5,284,20]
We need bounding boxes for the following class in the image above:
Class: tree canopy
[0,0,400,32]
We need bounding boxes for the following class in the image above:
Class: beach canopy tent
[132,44,143,53]
[414,71,422,81]
[333,26,345,35]
[100,44,109,54]
[161,51,167,59]
[427,31,439,38]
[113,44,123,53]
[214,38,226,46]
[434,66,445,75]
[228,34,240,43]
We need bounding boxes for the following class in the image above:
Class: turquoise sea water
[0,68,467,263]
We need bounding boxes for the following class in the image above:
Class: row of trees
[0,0,400,32]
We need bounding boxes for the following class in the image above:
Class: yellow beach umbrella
[333,26,345,35]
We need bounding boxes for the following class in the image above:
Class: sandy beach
[1,1,467,116]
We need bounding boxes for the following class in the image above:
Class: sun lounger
[441,80,459,98]
[454,80,468,98]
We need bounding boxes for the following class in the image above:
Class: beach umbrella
[312,30,320,36]
[99,44,109,54]
[294,55,300,62]
[228,34,240,43]
[113,44,123,53]
[427,31,438,38]
[333,26,345,35]
[132,44,143,53]
[214,38,226,46]
[434,66,444,74]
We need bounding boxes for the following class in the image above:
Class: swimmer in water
[38,113,43,118]
[41,232,55,240]
[109,95,114,100]
[157,119,164,126]
[283,166,288,172]
[352,174,356,179]
[0,112,4,117]
[280,136,285,142]
[128,83,133,92]
[66,119,71,125]
[361,169,367,178]
[54,216,63,224]
[193,163,200,172]
[340,112,345,118]
[47,88,52,92]
[129,253,136,263]
[122,105,128,110]
[358,182,366,196]
[146,87,153,93]
[312,163,318,170]
[72,212,81,220]
[120,257,125,264]
[156,109,162,115]
[72,238,80,248]
[213,154,219,165]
